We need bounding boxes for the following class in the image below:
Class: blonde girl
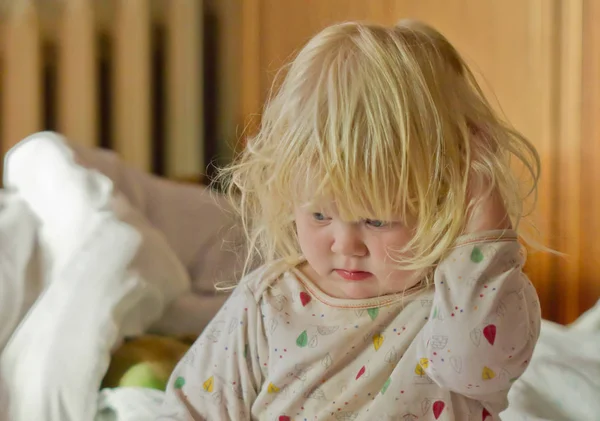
[158,20,541,421]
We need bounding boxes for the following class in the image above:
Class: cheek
[295,219,311,245]
[365,241,387,261]
[386,229,414,254]
[370,231,414,265]
[296,223,330,255]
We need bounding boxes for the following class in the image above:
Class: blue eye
[365,219,388,228]
[312,212,327,221]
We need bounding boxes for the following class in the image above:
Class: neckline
[289,264,428,309]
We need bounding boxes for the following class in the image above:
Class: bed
[0,132,598,421]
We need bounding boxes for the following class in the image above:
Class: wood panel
[0,1,207,180]
[1,1,43,157]
[165,0,203,178]
[111,0,152,172]
[205,0,244,165]
[240,0,261,139]
[579,0,600,317]
[555,0,583,323]
[527,0,561,321]
[58,0,98,147]
[235,0,599,323]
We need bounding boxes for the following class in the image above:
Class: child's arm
[156,283,267,420]
[416,186,540,408]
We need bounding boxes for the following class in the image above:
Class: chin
[339,284,381,300]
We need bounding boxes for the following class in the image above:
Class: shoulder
[454,229,519,247]
[444,229,523,263]
[238,259,301,302]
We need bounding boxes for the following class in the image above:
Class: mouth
[334,269,373,281]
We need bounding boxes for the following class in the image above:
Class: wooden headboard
[0,0,205,180]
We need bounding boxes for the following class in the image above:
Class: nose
[331,223,367,257]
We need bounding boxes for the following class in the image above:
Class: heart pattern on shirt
[300,292,311,306]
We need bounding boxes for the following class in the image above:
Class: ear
[467,121,499,159]
[464,175,511,234]
[467,121,481,136]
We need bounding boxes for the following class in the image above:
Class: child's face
[294,204,420,299]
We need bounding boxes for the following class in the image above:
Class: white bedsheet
[501,300,600,421]
[96,388,166,421]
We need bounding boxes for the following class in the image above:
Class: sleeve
[416,231,541,404]
[156,283,268,420]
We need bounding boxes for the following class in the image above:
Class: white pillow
[70,142,246,295]
[70,139,246,335]
[0,132,190,421]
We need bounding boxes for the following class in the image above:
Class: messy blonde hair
[218,20,540,279]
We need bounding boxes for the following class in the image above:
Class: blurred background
[0,0,598,324]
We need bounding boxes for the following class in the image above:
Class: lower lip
[335,270,373,281]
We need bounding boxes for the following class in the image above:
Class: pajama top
[157,230,541,421]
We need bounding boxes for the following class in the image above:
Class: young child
[158,20,542,420]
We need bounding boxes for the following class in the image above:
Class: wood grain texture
[554,0,583,323]
[111,0,152,172]
[0,0,207,180]
[526,0,561,321]
[579,0,600,317]
[1,1,42,157]
[165,0,203,178]
[58,0,98,147]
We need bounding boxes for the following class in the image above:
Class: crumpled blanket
[501,300,600,421]
[0,132,190,421]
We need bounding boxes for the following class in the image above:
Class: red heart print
[433,400,445,419]
[300,292,311,307]
[483,324,496,345]
[279,416,291,421]
[482,408,491,420]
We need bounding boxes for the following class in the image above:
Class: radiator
[0,0,204,179]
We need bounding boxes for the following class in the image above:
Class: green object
[381,377,391,395]
[119,362,168,390]
[367,307,379,321]
[471,246,484,263]
[296,330,308,347]
[174,376,186,389]
[102,335,193,391]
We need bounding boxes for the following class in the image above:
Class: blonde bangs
[271,24,438,223]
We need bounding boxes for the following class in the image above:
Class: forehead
[289,159,409,223]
